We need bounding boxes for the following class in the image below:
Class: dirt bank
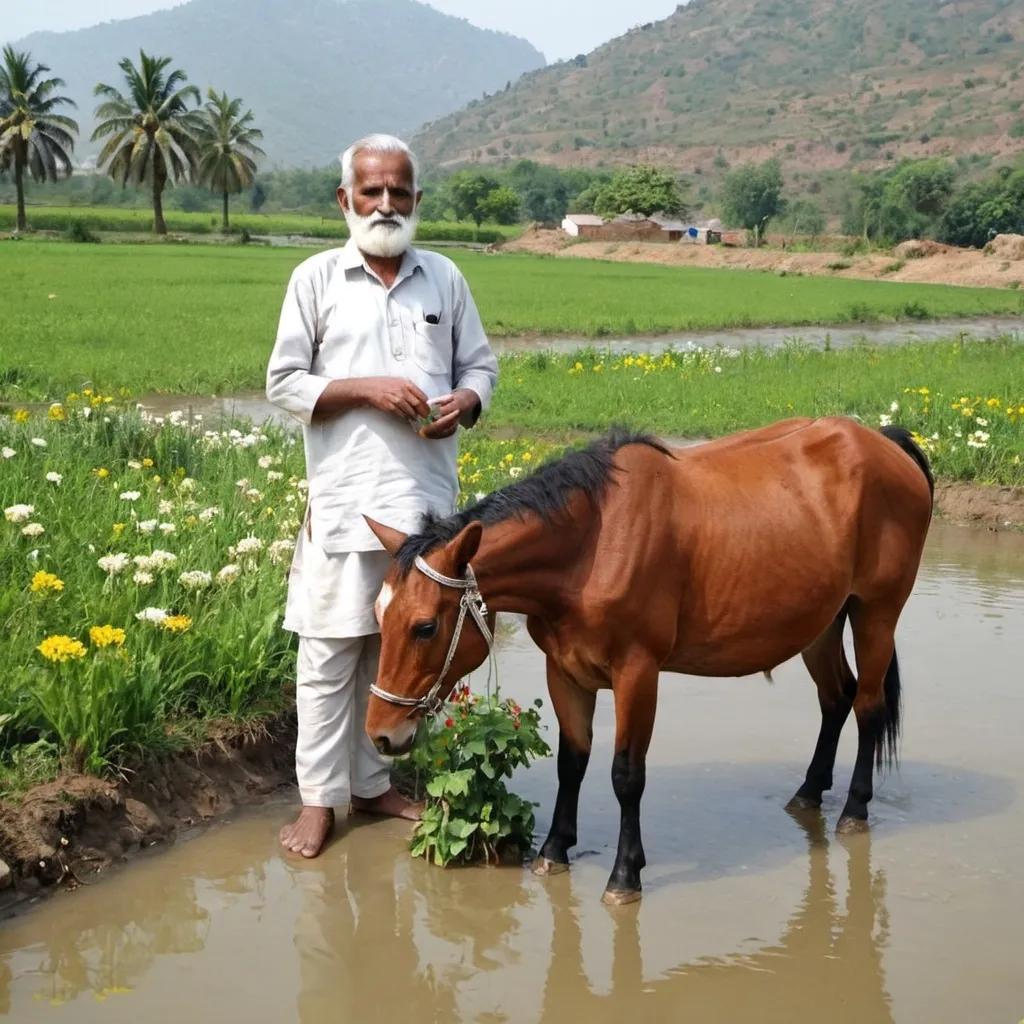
[502,228,1024,291]
[935,481,1024,530]
[0,715,299,917]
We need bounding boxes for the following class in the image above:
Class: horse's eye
[413,620,438,641]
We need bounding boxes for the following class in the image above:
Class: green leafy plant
[406,684,551,867]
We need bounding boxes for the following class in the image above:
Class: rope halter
[369,555,494,718]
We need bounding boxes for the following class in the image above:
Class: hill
[11,0,545,168]
[412,0,1024,178]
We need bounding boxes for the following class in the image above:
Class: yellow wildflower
[142,458,154,468]
[522,451,533,462]
[66,392,79,402]
[987,398,1001,409]
[14,409,30,424]
[961,407,974,417]
[918,387,930,396]
[151,475,162,484]
[112,522,126,535]
[93,467,110,479]
[90,396,102,408]
[89,624,126,648]
[83,388,93,397]
[160,615,193,634]
[30,571,65,593]
[37,635,87,662]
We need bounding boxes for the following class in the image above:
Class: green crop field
[2,240,1022,400]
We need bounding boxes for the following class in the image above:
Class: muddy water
[1,522,1023,1023]
[132,316,1024,429]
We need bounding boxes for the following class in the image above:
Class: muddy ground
[0,480,1022,915]
[503,228,1024,291]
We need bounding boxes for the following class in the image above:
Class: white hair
[339,133,420,192]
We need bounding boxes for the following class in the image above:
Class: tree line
[0,44,263,234]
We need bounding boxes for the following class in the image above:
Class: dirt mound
[0,714,298,915]
[894,239,947,260]
[984,234,1024,261]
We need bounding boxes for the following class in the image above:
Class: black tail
[880,424,934,501]
[878,647,902,774]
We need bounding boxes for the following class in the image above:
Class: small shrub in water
[407,684,551,867]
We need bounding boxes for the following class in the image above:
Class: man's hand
[361,377,431,422]
[420,389,481,439]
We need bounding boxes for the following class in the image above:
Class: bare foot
[279,806,334,858]
[351,785,424,822]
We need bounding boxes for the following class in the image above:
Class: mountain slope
[12,0,545,168]
[412,0,1024,175]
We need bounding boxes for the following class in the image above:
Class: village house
[560,210,724,244]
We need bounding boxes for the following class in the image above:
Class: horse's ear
[447,520,483,571]
[363,516,408,557]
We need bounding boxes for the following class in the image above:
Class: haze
[4,0,681,63]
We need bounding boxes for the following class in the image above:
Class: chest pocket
[413,320,453,378]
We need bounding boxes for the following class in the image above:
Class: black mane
[395,427,672,575]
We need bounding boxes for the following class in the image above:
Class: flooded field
[0,522,1022,1023]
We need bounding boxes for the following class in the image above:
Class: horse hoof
[786,795,822,812]
[835,815,869,835]
[601,887,642,907]
[532,856,569,876]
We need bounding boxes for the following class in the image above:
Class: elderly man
[266,133,499,858]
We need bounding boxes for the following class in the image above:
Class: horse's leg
[533,659,597,876]
[837,600,902,833]
[603,657,659,906]
[787,607,856,811]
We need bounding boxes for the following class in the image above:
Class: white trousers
[295,634,393,808]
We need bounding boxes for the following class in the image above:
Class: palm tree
[195,89,265,233]
[0,45,79,233]
[91,50,201,234]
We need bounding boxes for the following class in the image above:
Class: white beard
[344,208,419,258]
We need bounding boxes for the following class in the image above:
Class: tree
[92,51,202,235]
[476,186,521,225]
[0,45,79,232]
[195,88,265,233]
[786,198,826,244]
[592,164,685,218]
[939,170,1024,249]
[448,171,499,226]
[887,158,955,219]
[721,158,786,246]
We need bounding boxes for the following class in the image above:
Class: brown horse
[363,417,934,905]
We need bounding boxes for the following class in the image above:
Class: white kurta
[266,239,498,637]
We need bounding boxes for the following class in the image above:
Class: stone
[0,859,11,890]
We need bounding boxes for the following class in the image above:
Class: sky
[4,0,681,63]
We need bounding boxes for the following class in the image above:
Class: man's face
[337,150,423,258]
[338,151,421,219]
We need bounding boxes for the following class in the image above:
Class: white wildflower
[82,408,92,420]
[135,607,169,623]
[1,447,15,459]
[285,494,297,505]
[236,478,249,490]
[889,401,900,413]
[133,571,154,585]
[266,471,284,483]
[119,490,141,502]
[269,538,295,565]
[158,499,174,515]
[245,488,263,501]
[127,460,142,470]
[217,564,241,584]
[133,550,178,572]
[159,523,176,535]
[258,455,275,469]
[229,429,243,440]
[714,366,722,374]
[4,504,34,523]
[30,438,47,448]
[179,477,196,493]
[28,549,39,560]
[296,479,308,493]
[509,466,523,478]
[233,535,264,556]
[137,520,158,534]
[975,417,988,427]
[45,472,62,485]
[179,570,212,590]
[878,414,893,428]
[967,431,990,449]
[475,492,486,502]
[98,552,130,575]
[198,506,221,523]
[21,523,45,538]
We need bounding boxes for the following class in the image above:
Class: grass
[2,240,1022,401]
[0,205,516,244]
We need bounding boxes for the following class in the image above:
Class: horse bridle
[369,555,494,717]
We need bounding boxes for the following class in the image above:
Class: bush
[406,684,551,866]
